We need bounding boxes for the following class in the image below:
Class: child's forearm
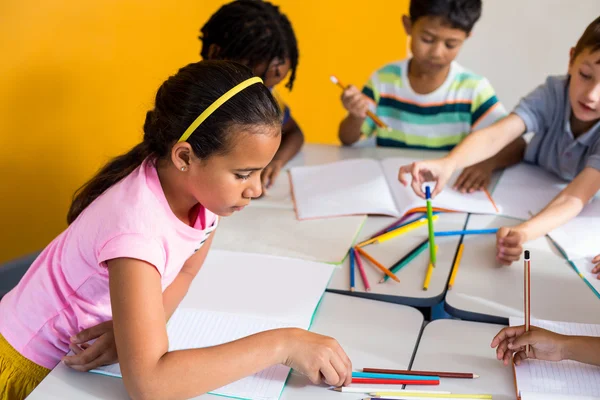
[124,328,291,400]
[275,119,304,165]
[518,193,584,242]
[563,336,600,366]
[486,136,526,170]
[447,114,527,169]
[339,114,364,145]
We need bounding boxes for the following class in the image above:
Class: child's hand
[282,328,352,387]
[397,158,456,199]
[491,325,567,366]
[341,85,370,119]
[591,254,600,279]
[261,159,284,195]
[496,226,527,265]
[62,320,117,371]
[453,160,495,193]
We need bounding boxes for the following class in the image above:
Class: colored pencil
[483,187,499,213]
[354,247,371,291]
[352,372,439,380]
[332,388,451,394]
[368,393,492,399]
[330,75,390,129]
[425,186,436,267]
[351,378,439,385]
[524,249,531,355]
[448,243,464,289]
[423,245,438,290]
[370,213,424,240]
[350,247,356,292]
[363,368,478,379]
[355,246,400,283]
[357,216,435,248]
[434,228,498,237]
[381,239,429,283]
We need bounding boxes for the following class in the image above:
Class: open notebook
[289,157,500,220]
[90,250,335,400]
[494,163,600,297]
[510,317,600,400]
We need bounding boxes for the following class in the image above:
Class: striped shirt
[361,58,506,150]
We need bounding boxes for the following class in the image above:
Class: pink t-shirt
[0,159,217,369]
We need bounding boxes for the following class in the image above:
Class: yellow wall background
[0,0,408,263]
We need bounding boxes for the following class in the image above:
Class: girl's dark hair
[199,0,299,90]
[67,60,281,224]
[573,16,600,61]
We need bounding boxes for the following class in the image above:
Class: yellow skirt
[0,333,50,400]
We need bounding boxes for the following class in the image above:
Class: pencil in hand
[330,75,390,130]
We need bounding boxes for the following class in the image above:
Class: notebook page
[548,198,600,260]
[493,163,566,220]
[509,317,600,398]
[289,159,399,219]
[380,157,500,216]
[92,309,300,400]
[180,250,334,328]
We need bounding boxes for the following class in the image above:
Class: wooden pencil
[355,246,400,283]
[362,368,479,379]
[353,247,371,291]
[330,75,390,129]
[483,187,499,213]
[448,243,464,289]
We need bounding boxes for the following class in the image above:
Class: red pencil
[351,378,439,385]
[353,247,371,291]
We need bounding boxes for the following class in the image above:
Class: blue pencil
[352,371,440,381]
[434,228,498,237]
[349,248,356,292]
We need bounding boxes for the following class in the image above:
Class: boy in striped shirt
[339,0,525,192]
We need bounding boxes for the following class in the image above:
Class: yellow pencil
[448,243,464,289]
[422,245,438,290]
[370,392,492,399]
[357,216,438,248]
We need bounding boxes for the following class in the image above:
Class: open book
[494,163,600,298]
[90,250,335,400]
[289,157,500,220]
[510,317,600,400]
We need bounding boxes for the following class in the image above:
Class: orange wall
[0,0,408,263]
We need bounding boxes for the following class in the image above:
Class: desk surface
[409,319,516,400]
[445,214,600,324]
[327,212,467,307]
[29,293,424,400]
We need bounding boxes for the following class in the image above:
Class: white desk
[213,143,445,265]
[327,212,468,307]
[445,214,600,324]
[29,293,424,400]
[409,319,516,400]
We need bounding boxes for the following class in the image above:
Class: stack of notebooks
[90,250,335,400]
[510,317,600,400]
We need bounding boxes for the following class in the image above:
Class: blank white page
[510,317,600,399]
[289,159,399,219]
[548,198,600,260]
[92,309,300,400]
[179,250,334,328]
[381,157,501,216]
[494,163,566,220]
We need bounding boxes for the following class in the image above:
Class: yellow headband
[177,76,264,143]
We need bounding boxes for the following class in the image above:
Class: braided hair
[200,0,299,90]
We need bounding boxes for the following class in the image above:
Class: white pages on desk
[90,250,335,400]
[510,317,600,400]
[289,157,500,220]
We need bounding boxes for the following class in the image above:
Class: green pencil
[381,239,429,283]
[425,186,436,267]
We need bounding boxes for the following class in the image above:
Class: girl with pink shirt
[0,60,352,400]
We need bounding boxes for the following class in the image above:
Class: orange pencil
[355,246,400,283]
[483,187,499,213]
[330,75,390,130]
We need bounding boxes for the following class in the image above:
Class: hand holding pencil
[496,226,526,265]
[491,325,567,366]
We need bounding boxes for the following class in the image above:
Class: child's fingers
[491,326,526,348]
[460,173,480,193]
[513,350,530,366]
[593,254,600,263]
[453,171,469,190]
[397,165,412,186]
